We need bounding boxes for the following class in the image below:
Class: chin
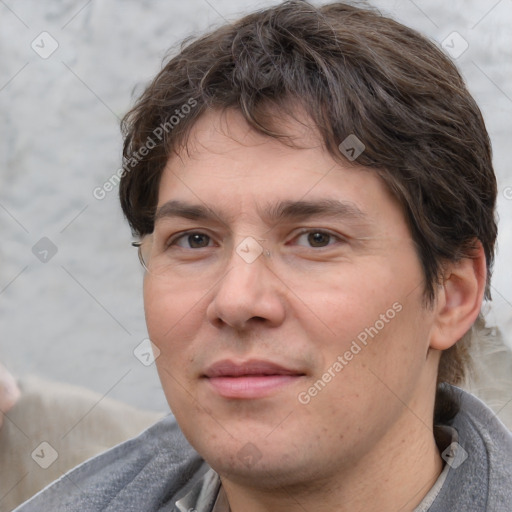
[213,458,310,490]
[198,438,321,490]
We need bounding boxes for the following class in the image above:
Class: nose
[206,248,286,331]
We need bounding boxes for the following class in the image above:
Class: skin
[143,108,486,512]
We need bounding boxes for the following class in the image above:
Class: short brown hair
[119,1,497,414]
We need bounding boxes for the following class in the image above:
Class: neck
[221,412,444,512]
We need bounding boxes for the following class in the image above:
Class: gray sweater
[13,386,512,511]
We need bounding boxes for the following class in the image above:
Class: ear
[429,241,487,351]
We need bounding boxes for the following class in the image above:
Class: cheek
[307,261,429,382]
[303,267,397,340]
[143,278,205,381]
[144,279,202,413]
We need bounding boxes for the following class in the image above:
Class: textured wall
[1,0,511,412]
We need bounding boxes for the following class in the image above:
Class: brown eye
[294,230,338,248]
[187,234,211,248]
[307,232,331,247]
[172,232,213,249]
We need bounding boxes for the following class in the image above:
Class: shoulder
[456,387,512,508]
[14,414,207,511]
[431,385,512,511]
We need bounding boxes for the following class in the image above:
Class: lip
[203,359,305,399]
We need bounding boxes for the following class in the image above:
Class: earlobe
[429,242,487,351]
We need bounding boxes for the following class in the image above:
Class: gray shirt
[14,385,512,511]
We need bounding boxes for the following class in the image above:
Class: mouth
[202,359,306,399]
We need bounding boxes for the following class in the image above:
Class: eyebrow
[154,199,367,225]
[155,201,218,222]
[262,199,367,223]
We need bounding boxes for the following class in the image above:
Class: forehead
[157,108,405,232]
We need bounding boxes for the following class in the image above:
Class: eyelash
[293,229,347,248]
[167,231,216,249]
[166,229,346,250]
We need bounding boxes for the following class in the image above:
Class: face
[143,109,440,488]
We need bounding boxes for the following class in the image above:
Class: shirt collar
[174,469,226,512]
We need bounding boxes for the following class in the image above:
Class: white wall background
[1,0,511,413]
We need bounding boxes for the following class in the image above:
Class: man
[15,1,512,510]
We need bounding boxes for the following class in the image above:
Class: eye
[170,231,215,249]
[293,230,343,248]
